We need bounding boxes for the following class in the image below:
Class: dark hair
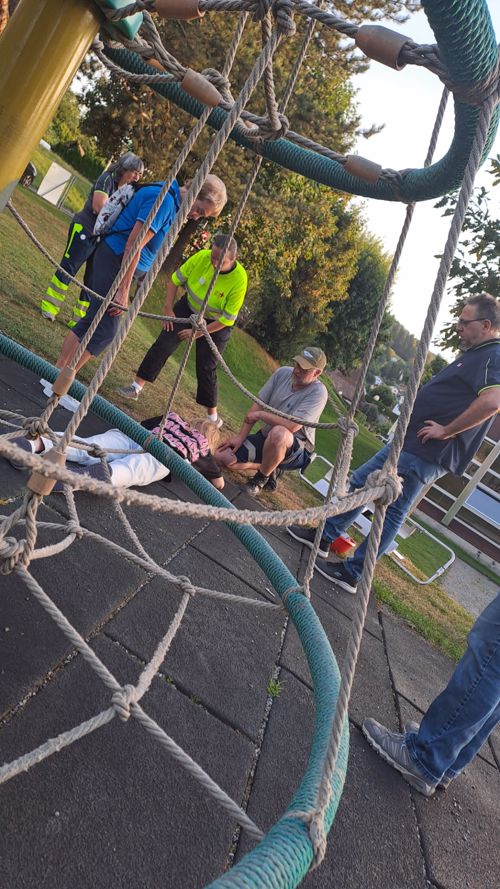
[465,293,500,328]
[212,232,238,259]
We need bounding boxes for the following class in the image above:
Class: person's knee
[265,425,293,449]
[212,476,225,490]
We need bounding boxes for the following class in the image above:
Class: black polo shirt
[403,338,500,474]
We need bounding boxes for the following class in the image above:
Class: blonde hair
[196,174,227,217]
[191,417,221,452]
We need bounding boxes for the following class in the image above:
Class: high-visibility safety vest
[172,249,247,326]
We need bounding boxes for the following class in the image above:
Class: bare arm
[177,319,226,341]
[163,280,179,331]
[109,221,155,315]
[218,402,260,451]
[244,408,302,434]
[417,388,500,443]
[92,191,109,214]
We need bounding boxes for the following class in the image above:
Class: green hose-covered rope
[104,0,499,201]
[0,332,348,888]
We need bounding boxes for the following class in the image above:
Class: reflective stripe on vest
[185,285,221,320]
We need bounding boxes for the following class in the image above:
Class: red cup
[330,535,356,556]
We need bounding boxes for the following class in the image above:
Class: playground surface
[0,355,499,889]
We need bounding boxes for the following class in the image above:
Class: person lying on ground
[7,412,224,490]
[216,347,328,495]
[362,589,500,797]
[117,233,247,429]
[287,293,500,594]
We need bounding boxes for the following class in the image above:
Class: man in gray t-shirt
[217,347,328,495]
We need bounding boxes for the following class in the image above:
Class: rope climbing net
[1,1,499,886]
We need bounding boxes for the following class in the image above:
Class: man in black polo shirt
[287,293,500,593]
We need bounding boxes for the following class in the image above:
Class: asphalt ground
[0,355,499,889]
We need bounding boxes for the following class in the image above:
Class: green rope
[104,0,499,201]
[0,332,348,887]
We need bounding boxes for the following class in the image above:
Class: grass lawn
[373,566,473,662]
[412,516,500,585]
[393,526,454,580]
[0,186,480,661]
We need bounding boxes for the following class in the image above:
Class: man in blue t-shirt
[287,293,500,594]
[51,175,227,381]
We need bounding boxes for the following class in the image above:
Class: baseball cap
[293,347,327,371]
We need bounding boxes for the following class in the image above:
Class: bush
[52,142,104,181]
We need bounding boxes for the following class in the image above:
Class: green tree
[390,317,418,361]
[434,164,500,351]
[420,353,448,386]
[240,172,362,357]
[319,237,392,372]
[44,90,82,146]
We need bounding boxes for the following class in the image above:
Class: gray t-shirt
[258,367,328,450]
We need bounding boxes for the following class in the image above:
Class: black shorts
[235,430,311,471]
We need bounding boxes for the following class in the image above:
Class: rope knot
[254,112,289,141]
[201,67,232,102]
[281,583,304,607]
[365,468,402,505]
[22,418,47,439]
[0,536,26,575]
[178,575,197,597]
[309,809,328,868]
[189,313,207,332]
[112,684,137,722]
[287,807,327,868]
[87,444,107,459]
[66,520,84,539]
[249,0,272,22]
[337,416,359,437]
[272,0,296,36]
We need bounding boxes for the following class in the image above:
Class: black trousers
[137,294,232,408]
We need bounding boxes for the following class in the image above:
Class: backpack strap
[102,182,180,240]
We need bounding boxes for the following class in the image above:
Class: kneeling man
[217,347,328,495]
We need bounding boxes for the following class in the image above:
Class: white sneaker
[58,393,80,413]
[41,380,80,413]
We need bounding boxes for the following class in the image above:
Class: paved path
[0,357,498,889]
[438,556,499,617]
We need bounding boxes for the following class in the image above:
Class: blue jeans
[407,592,500,783]
[324,444,445,581]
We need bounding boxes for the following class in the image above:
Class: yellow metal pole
[0,0,101,210]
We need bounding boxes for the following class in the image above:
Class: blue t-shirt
[403,338,500,473]
[105,180,181,273]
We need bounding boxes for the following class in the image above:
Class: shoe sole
[313,560,357,592]
[118,391,139,400]
[286,527,329,559]
[362,724,435,797]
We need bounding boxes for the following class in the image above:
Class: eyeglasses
[456,317,488,327]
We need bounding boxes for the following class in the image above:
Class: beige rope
[305,83,498,873]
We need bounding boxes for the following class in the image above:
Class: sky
[350,3,500,353]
